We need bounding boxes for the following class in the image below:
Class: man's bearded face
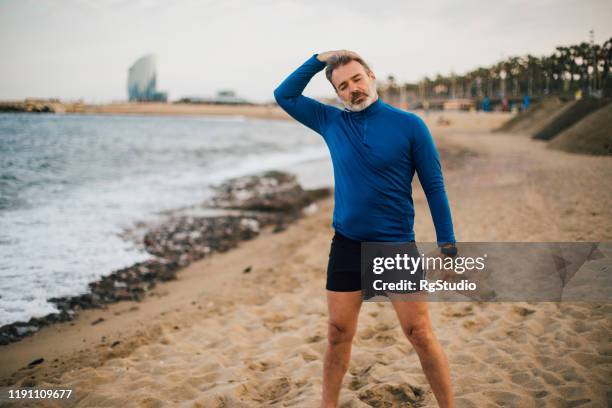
[331,60,378,112]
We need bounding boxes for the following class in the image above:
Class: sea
[0,113,333,326]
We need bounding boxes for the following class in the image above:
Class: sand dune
[549,102,612,155]
[494,96,612,157]
[532,98,609,141]
[494,97,564,135]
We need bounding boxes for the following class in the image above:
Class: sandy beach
[0,101,292,120]
[1,110,611,407]
[75,103,292,121]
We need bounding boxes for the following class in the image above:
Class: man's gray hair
[325,55,372,88]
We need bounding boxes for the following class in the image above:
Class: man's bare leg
[390,294,454,408]
[320,290,362,408]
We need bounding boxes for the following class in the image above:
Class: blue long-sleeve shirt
[274,54,455,244]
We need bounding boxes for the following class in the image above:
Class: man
[274,50,456,408]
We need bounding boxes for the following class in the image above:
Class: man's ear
[368,71,376,81]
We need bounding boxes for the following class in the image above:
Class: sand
[549,102,612,156]
[494,97,565,135]
[64,102,291,121]
[532,98,610,141]
[1,110,611,407]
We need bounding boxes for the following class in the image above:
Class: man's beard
[341,80,378,112]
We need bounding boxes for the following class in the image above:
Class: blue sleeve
[273,54,341,136]
[411,115,456,245]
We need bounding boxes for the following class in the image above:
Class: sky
[1,0,611,103]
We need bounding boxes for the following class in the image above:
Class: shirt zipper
[362,113,369,146]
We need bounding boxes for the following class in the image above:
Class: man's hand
[440,243,458,257]
[316,50,360,63]
[422,247,458,282]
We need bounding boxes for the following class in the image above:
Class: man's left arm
[411,115,456,247]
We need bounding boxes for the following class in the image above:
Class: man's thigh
[326,290,363,331]
[389,293,431,331]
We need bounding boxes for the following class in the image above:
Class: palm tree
[600,37,611,96]
[384,37,611,105]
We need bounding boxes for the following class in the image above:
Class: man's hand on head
[316,50,360,63]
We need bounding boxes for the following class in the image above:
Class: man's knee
[327,320,356,346]
[402,322,434,351]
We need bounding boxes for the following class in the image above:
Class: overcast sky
[1,0,611,103]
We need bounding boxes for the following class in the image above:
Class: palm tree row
[381,37,612,103]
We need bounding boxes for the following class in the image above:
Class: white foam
[0,116,333,326]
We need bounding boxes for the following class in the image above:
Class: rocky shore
[0,170,329,346]
[0,99,85,113]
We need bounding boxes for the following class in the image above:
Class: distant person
[502,97,509,112]
[523,94,530,111]
[274,50,457,408]
[483,96,490,112]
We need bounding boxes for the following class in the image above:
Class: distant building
[127,54,168,102]
[214,90,247,104]
[177,89,249,105]
[443,98,476,111]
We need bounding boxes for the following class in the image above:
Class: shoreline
[0,171,330,346]
[0,102,292,121]
[0,196,337,385]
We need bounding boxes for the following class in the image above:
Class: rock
[210,170,330,212]
[1,171,329,346]
[27,358,44,368]
[15,326,39,337]
[273,223,287,233]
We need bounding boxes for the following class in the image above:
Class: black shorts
[326,231,425,294]
[326,232,363,292]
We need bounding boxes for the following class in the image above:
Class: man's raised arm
[273,52,342,135]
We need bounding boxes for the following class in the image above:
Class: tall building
[127,54,168,102]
